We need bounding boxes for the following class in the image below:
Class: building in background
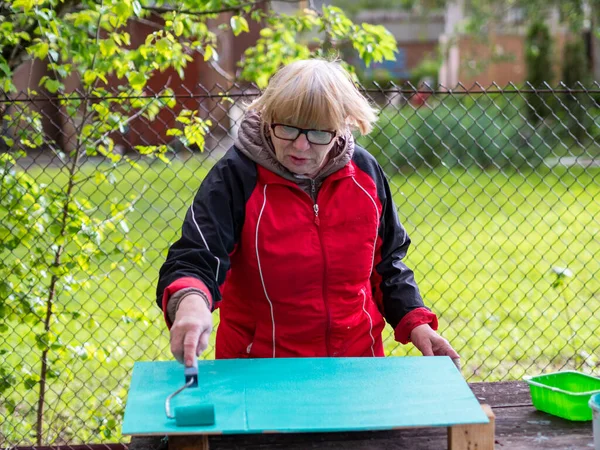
[439,2,577,89]
[318,0,595,89]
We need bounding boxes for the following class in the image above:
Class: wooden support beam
[448,404,495,450]
[168,435,209,450]
[164,404,495,450]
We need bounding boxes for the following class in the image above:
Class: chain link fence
[1,83,599,447]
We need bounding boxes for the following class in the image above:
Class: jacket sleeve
[372,165,438,344]
[156,148,256,327]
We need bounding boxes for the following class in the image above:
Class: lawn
[1,154,599,445]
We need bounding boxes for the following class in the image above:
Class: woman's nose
[293,133,311,151]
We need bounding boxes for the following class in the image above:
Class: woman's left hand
[410,324,460,361]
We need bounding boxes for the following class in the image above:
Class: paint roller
[165,360,215,427]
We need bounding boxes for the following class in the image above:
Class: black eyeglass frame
[270,123,337,145]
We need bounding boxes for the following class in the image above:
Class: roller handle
[165,360,199,419]
[184,358,198,388]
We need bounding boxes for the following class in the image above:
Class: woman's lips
[289,156,308,165]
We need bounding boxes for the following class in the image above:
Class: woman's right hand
[170,294,213,367]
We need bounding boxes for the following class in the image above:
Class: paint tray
[524,370,600,421]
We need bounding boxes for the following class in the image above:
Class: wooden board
[122,357,488,436]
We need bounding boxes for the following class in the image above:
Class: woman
[157,59,459,367]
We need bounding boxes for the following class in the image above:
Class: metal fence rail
[1,84,599,447]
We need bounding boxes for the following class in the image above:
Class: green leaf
[94,172,106,185]
[0,369,17,395]
[73,11,94,27]
[20,138,38,149]
[12,0,34,12]
[48,224,62,236]
[44,79,62,93]
[1,135,14,147]
[174,20,184,37]
[113,1,131,20]
[230,16,249,36]
[4,398,16,413]
[204,45,215,62]
[86,317,99,329]
[156,38,172,58]
[31,42,49,60]
[132,0,142,16]
[0,62,12,78]
[24,376,39,390]
[128,72,147,91]
[35,332,50,350]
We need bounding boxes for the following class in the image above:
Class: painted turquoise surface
[122,356,489,435]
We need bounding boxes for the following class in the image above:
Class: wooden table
[128,381,595,450]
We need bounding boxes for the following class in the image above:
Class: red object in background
[411,91,431,108]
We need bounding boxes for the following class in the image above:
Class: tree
[561,36,591,143]
[0,0,397,92]
[525,20,554,123]
[0,0,400,446]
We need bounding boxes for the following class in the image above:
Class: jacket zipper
[311,180,320,225]
[311,179,330,356]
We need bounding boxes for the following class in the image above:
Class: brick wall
[457,32,568,87]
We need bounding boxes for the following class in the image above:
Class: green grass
[1,156,599,446]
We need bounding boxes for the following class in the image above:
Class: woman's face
[269,124,337,178]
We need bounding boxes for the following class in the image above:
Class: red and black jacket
[157,145,438,358]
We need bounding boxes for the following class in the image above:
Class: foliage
[0,0,397,95]
[241,6,396,87]
[360,95,565,173]
[525,21,554,124]
[409,53,442,87]
[330,0,446,17]
[361,68,398,86]
[562,38,591,89]
[333,0,600,41]
[0,151,143,444]
[456,0,599,35]
[561,37,592,143]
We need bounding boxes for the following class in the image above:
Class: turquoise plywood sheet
[121,357,488,436]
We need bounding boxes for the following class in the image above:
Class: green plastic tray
[524,371,600,421]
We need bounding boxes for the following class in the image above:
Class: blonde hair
[247,59,378,135]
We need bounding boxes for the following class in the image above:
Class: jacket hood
[234,111,355,187]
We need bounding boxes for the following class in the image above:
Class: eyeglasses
[270,123,336,145]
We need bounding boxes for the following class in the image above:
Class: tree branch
[195,46,236,82]
[144,0,265,16]
[143,0,299,16]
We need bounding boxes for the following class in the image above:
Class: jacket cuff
[394,307,439,345]
[167,288,211,324]
[161,277,213,328]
